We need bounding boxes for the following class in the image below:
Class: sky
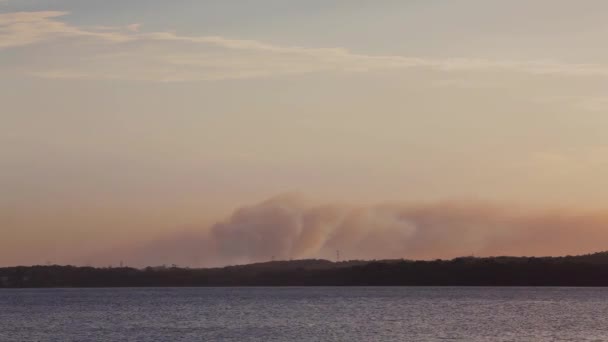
[2,0,608,267]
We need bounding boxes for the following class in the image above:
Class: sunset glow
[2,0,608,267]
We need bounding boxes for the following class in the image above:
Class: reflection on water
[2,287,608,341]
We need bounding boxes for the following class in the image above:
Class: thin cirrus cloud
[0,11,132,48]
[2,11,608,82]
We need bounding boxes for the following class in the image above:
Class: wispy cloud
[430,79,503,89]
[535,95,608,113]
[3,11,608,82]
[0,11,131,48]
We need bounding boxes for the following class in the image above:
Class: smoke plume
[103,194,608,267]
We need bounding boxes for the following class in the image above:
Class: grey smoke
[105,194,608,267]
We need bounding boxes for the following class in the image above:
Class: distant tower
[336,250,340,262]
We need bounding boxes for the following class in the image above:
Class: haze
[2,0,608,267]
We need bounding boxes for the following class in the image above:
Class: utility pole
[336,250,340,262]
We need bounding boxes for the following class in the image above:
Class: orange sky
[2,1,608,266]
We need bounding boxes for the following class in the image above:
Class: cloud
[430,79,503,89]
[578,97,608,112]
[529,146,608,181]
[535,95,608,113]
[3,11,608,82]
[95,194,608,267]
[0,11,131,48]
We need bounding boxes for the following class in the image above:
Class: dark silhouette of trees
[3,252,608,287]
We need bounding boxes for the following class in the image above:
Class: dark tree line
[3,252,608,287]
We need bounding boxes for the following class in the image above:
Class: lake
[1,287,608,341]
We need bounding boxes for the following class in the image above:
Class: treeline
[3,252,608,287]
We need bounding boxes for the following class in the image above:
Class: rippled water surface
[2,287,608,341]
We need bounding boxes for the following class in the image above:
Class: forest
[3,252,608,287]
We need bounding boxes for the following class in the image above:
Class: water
[2,287,608,341]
